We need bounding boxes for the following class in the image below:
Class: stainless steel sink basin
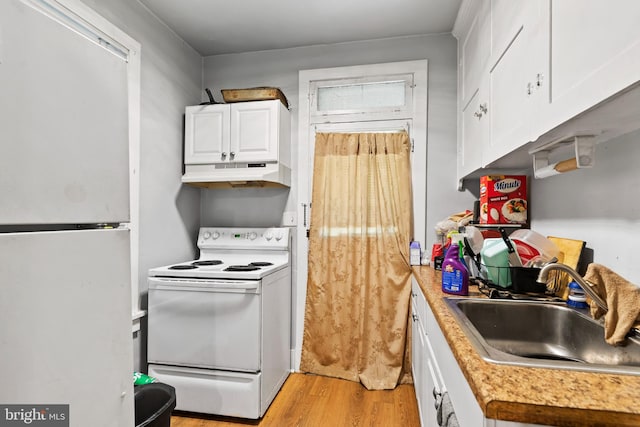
[444,298,640,375]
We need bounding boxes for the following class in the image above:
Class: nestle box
[479,175,528,224]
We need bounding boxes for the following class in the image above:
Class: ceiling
[140,0,462,56]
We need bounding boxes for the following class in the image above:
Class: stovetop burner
[249,262,273,267]
[169,264,198,270]
[224,265,261,272]
[192,260,223,266]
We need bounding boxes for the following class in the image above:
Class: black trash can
[134,382,176,427]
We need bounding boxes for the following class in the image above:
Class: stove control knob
[248,232,258,240]
[275,231,283,241]
[203,231,211,240]
[211,231,221,240]
[264,231,273,241]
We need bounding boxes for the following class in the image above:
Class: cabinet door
[184,104,230,164]
[460,0,490,109]
[411,306,427,426]
[538,0,640,133]
[427,303,484,426]
[485,0,546,165]
[0,230,134,426]
[231,101,279,163]
[459,85,487,179]
[424,341,445,427]
[0,0,130,224]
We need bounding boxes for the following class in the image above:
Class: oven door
[147,277,261,371]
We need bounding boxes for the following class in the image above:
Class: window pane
[317,81,406,112]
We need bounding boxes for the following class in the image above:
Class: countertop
[412,266,640,427]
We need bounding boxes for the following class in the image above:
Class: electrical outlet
[282,211,297,226]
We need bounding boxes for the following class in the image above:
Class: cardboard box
[479,175,528,224]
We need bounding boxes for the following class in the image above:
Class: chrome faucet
[537,263,608,312]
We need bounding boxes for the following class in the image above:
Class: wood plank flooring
[170,373,420,427]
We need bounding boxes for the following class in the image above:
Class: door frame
[295,60,428,370]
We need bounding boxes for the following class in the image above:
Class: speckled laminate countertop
[412,266,640,427]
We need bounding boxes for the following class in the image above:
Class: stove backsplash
[200,187,290,227]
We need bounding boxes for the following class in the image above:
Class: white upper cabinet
[182,99,291,187]
[485,0,547,164]
[230,101,280,163]
[460,0,490,109]
[535,0,640,136]
[185,104,230,164]
[457,0,490,180]
[454,0,640,183]
[185,100,284,165]
[459,84,488,180]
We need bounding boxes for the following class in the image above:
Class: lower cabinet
[411,278,446,426]
[424,293,484,426]
[411,277,546,427]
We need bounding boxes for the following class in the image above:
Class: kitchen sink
[444,298,640,375]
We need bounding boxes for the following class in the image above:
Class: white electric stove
[148,226,290,280]
[147,227,292,419]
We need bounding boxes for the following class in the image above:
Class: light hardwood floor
[170,373,420,427]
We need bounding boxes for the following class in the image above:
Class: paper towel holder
[529,135,596,179]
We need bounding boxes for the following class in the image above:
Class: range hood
[182,162,291,189]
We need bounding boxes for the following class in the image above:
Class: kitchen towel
[435,390,460,427]
[584,263,640,345]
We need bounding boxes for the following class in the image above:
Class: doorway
[295,60,428,370]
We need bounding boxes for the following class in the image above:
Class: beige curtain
[300,132,414,390]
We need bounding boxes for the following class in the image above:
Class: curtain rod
[314,126,409,134]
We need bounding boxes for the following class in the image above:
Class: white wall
[202,33,475,251]
[530,129,640,283]
[80,0,203,370]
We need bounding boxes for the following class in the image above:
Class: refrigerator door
[0,1,130,225]
[0,229,134,427]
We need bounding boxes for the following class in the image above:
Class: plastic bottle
[566,281,589,309]
[410,241,421,265]
[441,243,469,295]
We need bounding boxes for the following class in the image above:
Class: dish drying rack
[471,262,565,300]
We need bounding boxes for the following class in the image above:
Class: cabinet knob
[536,73,544,87]
[527,82,534,95]
[473,111,483,119]
[221,152,227,160]
[412,314,418,322]
[230,151,235,160]
[479,103,488,114]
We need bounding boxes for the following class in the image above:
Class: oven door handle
[149,277,259,292]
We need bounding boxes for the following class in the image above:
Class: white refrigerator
[0,1,134,426]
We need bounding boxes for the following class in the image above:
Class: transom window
[310,74,414,122]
